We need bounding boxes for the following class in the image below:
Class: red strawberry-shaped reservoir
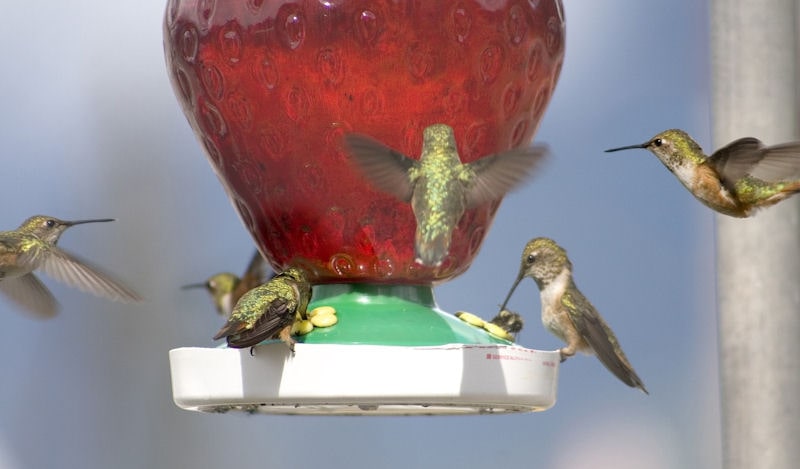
[164,0,565,285]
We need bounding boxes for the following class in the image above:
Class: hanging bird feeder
[164,0,565,415]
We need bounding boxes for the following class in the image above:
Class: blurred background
[0,1,717,468]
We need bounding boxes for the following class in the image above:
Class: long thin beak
[604,143,649,153]
[499,274,524,312]
[181,282,208,290]
[65,218,115,226]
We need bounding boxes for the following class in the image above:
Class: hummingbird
[0,215,142,318]
[605,129,800,217]
[488,309,524,338]
[212,267,312,352]
[501,237,648,394]
[343,123,548,266]
[182,250,273,319]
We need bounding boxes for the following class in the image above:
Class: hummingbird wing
[343,133,416,202]
[233,250,272,304]
[0,274,59,318]
[464,144,549,208]
[562,288,648,394]
[217,298,294,348]
[36,247,142,303]
[711,138,800,185]
[747,142,800,182]
[709,137,765,187]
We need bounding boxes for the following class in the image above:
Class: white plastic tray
[170,343,560,415]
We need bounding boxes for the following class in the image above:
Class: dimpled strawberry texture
[164,0,565,284]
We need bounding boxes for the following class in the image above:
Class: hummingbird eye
[526,254,536,264]
[45,219,55,228]
[653,138,663,147]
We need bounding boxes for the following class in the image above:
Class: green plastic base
[299,284,512,346]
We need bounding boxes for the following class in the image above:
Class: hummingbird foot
[249,346,258,357]
[278,325,296,356]
[558,347,576,363]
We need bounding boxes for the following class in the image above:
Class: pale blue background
[0,1,718,468]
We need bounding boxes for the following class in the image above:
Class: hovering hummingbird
[605,129,800,217]
[182,250,272,319]
[344,123,548,266]
[212,267,312,352]
[488,309,524,338]
[0,215,142,318]
[501,237,648,394]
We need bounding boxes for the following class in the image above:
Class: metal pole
[711,1,800,468]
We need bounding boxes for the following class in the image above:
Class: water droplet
[258,128,286,161]
[253,55,279,90]
[200,62,225,101]
[284,86,310,122]
[246,0,264,14]
[279,6,306,50]
[201,135,223,167]
[372,257,395,277]
[356,10,379,45]
[545,15,562,56]
[219,22,243,64]
[510,118,529,147]
[316,47,344,86]
[173,66,194,104]
[479,43,504,84]
[526,42,543,82]
[227,93,253,130]
[502,83,521,117]
[196,0,215,30]
[468,225,485,257]
[358,88,384,117]
[451,4,472,43]
[180,26,199,63]
[330,253,355,276]
[506,4,527,45]
[406,42,435,79]
[233,159,264,196]
[235,199,258,236]
[199,100,227,137]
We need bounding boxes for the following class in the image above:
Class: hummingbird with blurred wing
[344,124,548,266]
[605,129,800,217]
[501,237,648,394]
[213,267,311,352]
[0,215,142,318]
[183,250,272,319]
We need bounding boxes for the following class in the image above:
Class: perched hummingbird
[0,215,142,318]
[344,123,548,266]
[605,129,800,217]
[501,237,648,394]
[488,309,524,338]
[212,267,311,352]
[182,250,272,319]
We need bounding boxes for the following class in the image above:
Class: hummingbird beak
[181,282,209,290]
[604,143,649,153]
[499,273,524,312]
[65,218,115,226]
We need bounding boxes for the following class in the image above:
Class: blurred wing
[343,133,416,201]
[465,144,549,208]
[563,289,647,392]
[226,298,292,348]
[38,248,142,303]
[240,251,271,287]
[0,274,59,318]
[709,137,764,187]
[748,142,800,182]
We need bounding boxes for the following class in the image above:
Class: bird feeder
[164,0,565,415]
